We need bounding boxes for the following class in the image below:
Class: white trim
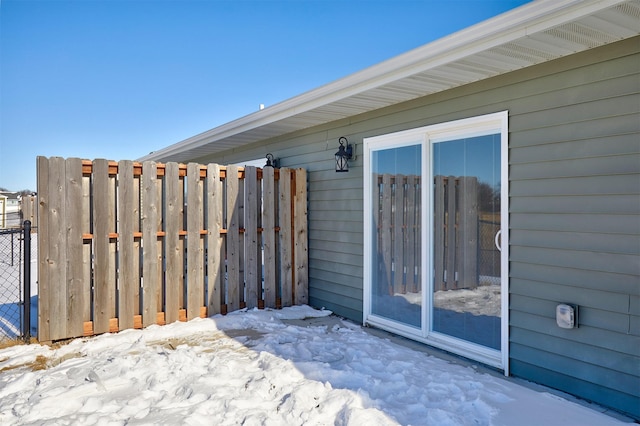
[499,110,510,376]
[366,314,504,369]
[422,133,431,347]
[363,111,509,371]
[363,144,372,325]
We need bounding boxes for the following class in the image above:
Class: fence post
[23,220,31,342]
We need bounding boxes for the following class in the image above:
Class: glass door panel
[370,144,422,328]
[432,134,501,350]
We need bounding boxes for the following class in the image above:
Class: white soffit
[141,0,640,163]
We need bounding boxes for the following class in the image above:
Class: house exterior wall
[505,39,640,419]
[194,36,640,418]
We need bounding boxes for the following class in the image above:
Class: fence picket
[380,174,392,295]
[165,162,182,323]
[187,163,204,320]
[262,167,276,308]
[244,166,259,309]
[93,159,114,334]
[142,161,159,327]
[457,177,478,289]
[293,168,308,305]
[226,165,240,313]
[393,176,404,294]
[50,158,68,340]
[117,160,136,330]
[445,175,457,289]
[66,158,85,337]
[238,175,246,308]
[279,168,292,307]
[406,175,419,293]
[37,157,50,342]
[207,163,223,315]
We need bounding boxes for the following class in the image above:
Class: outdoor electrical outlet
[556,304,578,329]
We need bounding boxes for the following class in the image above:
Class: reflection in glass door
[432,134,502,350]
[370,144,422,328]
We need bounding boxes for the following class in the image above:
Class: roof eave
[139,0,638,163]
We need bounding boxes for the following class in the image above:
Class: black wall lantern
[264,153,277,168]
[335,137,353,172]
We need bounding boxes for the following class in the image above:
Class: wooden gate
[37,157,308,342]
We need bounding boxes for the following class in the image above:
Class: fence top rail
[375,174,481,184]
[376,174,422,184]
[0,228,24,235]
[77,159,282,180]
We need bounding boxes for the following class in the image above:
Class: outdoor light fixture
[335,137,353,172]
[264,153,277,168]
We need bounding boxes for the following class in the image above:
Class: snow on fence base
[37,157,308,342]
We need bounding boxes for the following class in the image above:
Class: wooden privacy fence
[37,157,308,342]
[374,174,480,295]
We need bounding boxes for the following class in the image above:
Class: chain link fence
[0,223,36,342]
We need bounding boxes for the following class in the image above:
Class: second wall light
[335,137,353,173]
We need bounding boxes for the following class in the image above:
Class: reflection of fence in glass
[374,174,501,295]
[434,175,501,291]
[374,173,421,296]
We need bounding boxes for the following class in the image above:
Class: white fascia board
[139,0,628,162]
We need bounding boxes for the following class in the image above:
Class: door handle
[495,229,502,252]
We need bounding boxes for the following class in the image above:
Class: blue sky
[0,0,529,191]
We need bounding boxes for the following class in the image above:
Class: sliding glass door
[364,112,508,370]
[432,134,502,350]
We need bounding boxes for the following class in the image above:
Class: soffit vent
[615,1,640,20]
[540,1,640,50]
[546,22,625,49]
[487,42,558,64]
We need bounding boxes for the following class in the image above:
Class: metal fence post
[23,220,31,341]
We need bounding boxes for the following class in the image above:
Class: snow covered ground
[0,305,630,425]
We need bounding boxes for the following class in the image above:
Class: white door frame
[363,111,509,373]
